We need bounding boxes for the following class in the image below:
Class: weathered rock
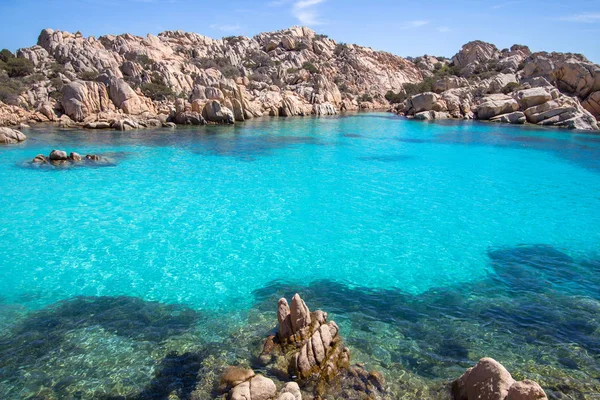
[174,111,205,125]
[49,150,68,161]
[84,121,112,129]
[453,358,547,400]
[230,381,251,400]
[313,103,337,116]
[582,90,600,118]
[516,87,554,109]
[289,293,311,334]
[279,382,301,400]
[249,375,277,400]
[414,111,452,120]
[106,77,153,115]
[490,111,526,124]
[69,152,82,161]
[476,94,519,120]
[452,40,500,76]
[507,380,548,400]
[62,81,114,122]
[32,154,48,164]
[0,127,27,144]
[221,367,255,392]
[111,119,138,131]
[202,100,234,124]
[410,92,447,113]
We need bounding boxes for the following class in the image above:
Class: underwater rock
[452,358,547,400]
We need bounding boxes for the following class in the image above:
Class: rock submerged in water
[452,358,547,400]
[30,150,113,168]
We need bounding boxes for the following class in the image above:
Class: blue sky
[0,0,599,63]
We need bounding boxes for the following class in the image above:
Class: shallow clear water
[0,114,599,399]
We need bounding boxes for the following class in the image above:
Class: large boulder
[515,87,555,109]
[410,92,447,113]
[62,81,115,122]
[476,94,519,120]
[202,100,234,124]
[106,77,153,115]
[453,358,547,400]
[0,127,27,144]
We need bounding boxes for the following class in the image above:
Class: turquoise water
[0,114,599,398]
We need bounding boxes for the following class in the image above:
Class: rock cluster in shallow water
[31,149,113,167]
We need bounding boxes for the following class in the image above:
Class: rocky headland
[0,27,598,132]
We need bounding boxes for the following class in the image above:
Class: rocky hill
[0,27,598,130]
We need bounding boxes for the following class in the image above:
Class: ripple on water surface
[0,115,600,398]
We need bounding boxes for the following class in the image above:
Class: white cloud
[398,20,430,30]
[210,24,242,33]
[559,12,600,23]
[292,0,326,25]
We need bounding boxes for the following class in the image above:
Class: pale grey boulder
[0,127,27,144]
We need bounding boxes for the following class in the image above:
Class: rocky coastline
[197,294,548,400]
[0,27,598,132]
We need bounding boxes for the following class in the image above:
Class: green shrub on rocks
[1,56,34,78]
[302,62,319,74]
[0,76,24,105]
[502,82,521,94]
[141,82,174,101]
[80,71,99,81]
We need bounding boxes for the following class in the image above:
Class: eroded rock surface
[452,358,548,400]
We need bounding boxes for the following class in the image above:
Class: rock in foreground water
[452,358,547,400]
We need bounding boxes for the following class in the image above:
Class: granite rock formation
[1,26,421,127]
[1,27,598,131]
[259,294,385,399]
[0,127,27,144]
[452,358,548,400]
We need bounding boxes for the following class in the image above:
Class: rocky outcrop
[61,80,114,122]
[0,127,27,144]
[452,358,547,400]
[452,41,500,76]
[0,25,425,128]
[259,294,385,399]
